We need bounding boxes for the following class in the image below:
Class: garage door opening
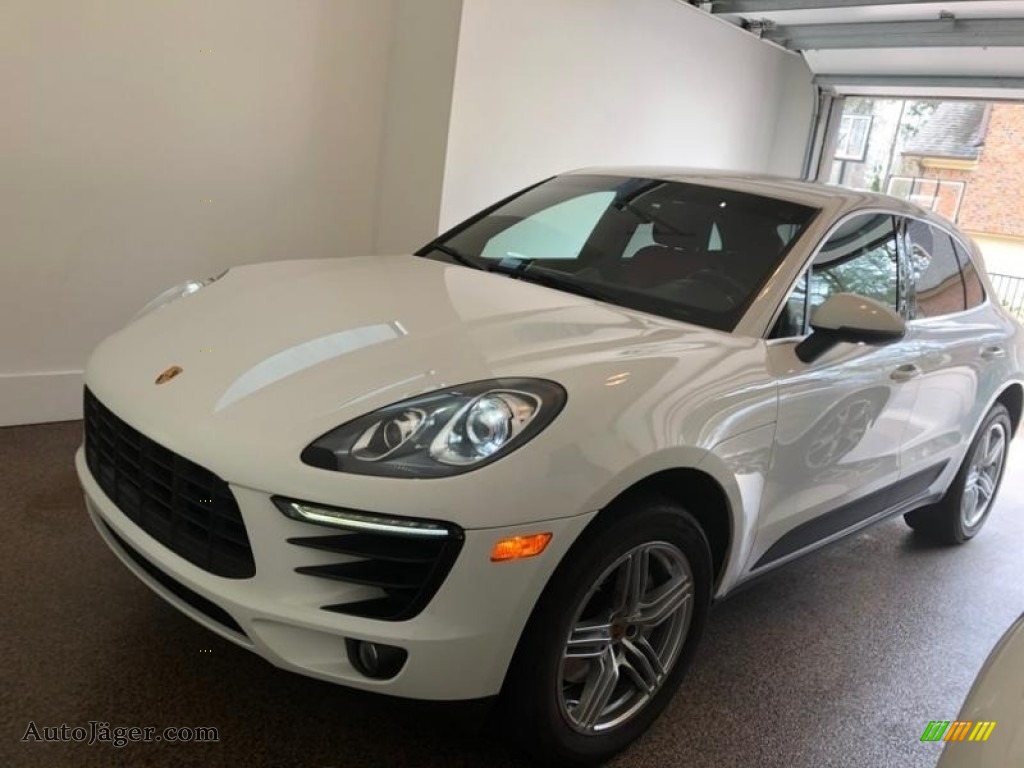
[822,96,1024,317]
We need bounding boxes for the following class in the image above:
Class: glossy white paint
[77,170,1024,700]
[79,461,596,699]
[755,333,920,568]
[939,613,1024,767]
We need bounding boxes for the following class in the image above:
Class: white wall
[439,0,816,228]
[374,0,464,254]
[768,53,818,177]
[1,0,396,425]
[1,0,816,426]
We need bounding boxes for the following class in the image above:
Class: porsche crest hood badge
[155,366,183,385]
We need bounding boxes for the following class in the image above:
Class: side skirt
[721,462,948,596]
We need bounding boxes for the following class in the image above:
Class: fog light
[346,639,408,680]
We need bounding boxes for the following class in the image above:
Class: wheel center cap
[611,620,637,642]
[611,621,627,641]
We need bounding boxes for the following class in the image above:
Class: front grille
[101,520,247,637]
[275,498,463,621]
[84,387,255,579]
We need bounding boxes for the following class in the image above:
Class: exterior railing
[989,273,1024,319]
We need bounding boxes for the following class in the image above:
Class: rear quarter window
[952,238,986,309]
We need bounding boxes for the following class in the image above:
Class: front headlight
[132,269,229,321]
[301,379,566,477]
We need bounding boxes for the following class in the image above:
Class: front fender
[576,422,776,597]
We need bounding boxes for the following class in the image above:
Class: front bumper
[76,447,595,700]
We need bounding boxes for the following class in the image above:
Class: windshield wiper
[425,243,487,271]
[486,258,615,303]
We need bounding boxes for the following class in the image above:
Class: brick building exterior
[904,103,1024,239]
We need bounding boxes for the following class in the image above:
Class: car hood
[85,255,763,488]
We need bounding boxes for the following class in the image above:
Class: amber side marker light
[490,533,552,562]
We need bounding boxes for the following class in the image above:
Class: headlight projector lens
[301,379,566,478]
[465,396,513,455]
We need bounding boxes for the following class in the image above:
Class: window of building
[835,115,873,162]
[886,177,966,223]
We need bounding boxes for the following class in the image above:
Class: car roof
[565,166,951,227]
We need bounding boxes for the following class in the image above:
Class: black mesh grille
[276,498,462,621]
[101,520,247,636]
[84,387,255,579]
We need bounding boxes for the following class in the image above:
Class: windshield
[420,175,819,332]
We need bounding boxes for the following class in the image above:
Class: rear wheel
[500,498,712,766]
[905,403,1011,544]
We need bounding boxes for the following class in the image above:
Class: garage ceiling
[704,1,1024,99]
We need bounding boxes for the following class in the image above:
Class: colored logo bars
[921,721,997,743]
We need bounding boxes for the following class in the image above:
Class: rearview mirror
[795,293,906,363]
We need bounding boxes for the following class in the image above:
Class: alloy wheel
[961,421,1007,528]
[557,542,693,734]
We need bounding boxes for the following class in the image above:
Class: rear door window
[904,219,966,319]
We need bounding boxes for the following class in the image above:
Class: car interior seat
[623,217,716,289]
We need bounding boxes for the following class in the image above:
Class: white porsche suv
[77,169,1022,765]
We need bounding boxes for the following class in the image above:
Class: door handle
[980,345,1005,361]
[890,364,922,382]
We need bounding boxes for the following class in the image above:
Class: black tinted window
[952,239,986,309]
[809,214,900,313]
[427,175,817,332]
[905,220,965,318]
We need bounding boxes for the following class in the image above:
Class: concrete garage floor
[1,422,1022,768]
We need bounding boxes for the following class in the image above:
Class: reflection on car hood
[85,256,762,472]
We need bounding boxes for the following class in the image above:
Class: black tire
[904,403,1012,544]
[499,496,713,766]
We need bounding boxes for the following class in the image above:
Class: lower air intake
[275,498,463,621]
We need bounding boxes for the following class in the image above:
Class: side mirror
[795,293,906,363]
